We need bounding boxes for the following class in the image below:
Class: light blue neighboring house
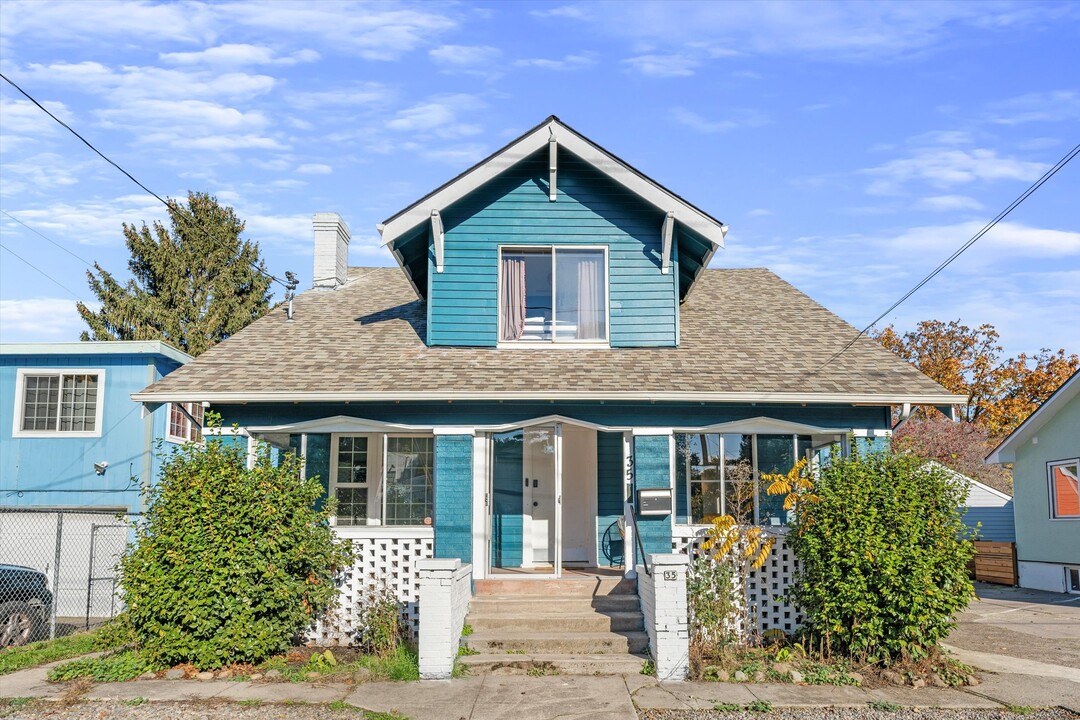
[924,462,1015,543]
[1,341,194,514]
[132,117,962,639]
[987,369,1080,594]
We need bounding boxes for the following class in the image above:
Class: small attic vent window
[499,246,607,343]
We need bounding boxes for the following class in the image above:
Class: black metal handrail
[624,502,651,577]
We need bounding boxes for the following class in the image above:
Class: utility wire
[813,140,1080,373]
[0,241,87,302]
[1,209,96,268]
[0,72,290,290]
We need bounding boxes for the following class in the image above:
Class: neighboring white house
[927,462,1015,543]
[987,370,1080,594]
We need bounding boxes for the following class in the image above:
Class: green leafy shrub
[48,651,153,682]
[115,430,353,669]
[788,449,975,664]
[354,583,407,657]
[687,554,740,666]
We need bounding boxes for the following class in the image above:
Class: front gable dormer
[377,116,727,348]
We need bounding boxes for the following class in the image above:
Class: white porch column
[636,553,690,681]
[417,558,472,680]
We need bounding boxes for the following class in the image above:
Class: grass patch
[869,700,902,712]
[746,700,772,713]
[713,703,742,712]
[1005,706,1035,716]
[48,650,155,683]
[0,630,102,675]
[260,646,419,683]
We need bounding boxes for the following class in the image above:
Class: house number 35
[663,570,677,581]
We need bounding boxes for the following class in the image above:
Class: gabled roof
[986,368,1080,464]
[377,115,727,302]
[133,266,963,406]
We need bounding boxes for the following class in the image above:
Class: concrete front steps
[460,574,649,676]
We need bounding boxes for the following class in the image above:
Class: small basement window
[499,247,607,343]
[1048,458,1079,519]
[15,369,105,437]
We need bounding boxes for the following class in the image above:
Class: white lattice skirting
[312,528,434,644]
[673,525,804,636]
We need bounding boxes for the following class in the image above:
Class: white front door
[522,425,558,567]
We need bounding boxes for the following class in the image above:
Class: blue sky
[1,0,1077,357]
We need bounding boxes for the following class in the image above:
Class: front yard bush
[787,449,975,664]
[115,430,353,670]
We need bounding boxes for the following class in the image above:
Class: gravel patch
[639,709,1078,720]
[1,699,390,720]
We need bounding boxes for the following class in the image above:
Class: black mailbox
[637,488,672,516]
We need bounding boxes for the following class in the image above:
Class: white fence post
[623,502,637,580]
[417,558,472,680]
[637,553,689,681]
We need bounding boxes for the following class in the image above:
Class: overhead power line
[1,209,96,268]
[815,140,1080,373]
[0,72,291,291]
[0,241,87,302]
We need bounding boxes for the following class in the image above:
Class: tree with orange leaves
[874,320,1077,438]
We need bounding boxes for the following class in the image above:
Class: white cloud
[0,0,216,43]
[96,99,268,132]
[10,196,167,246]
[671,107,768,133]
[0,297,87,341]
[915,195,984,212]
[0,153,83,196]
[746,208,773,218]
[385,95,485,139]
[624,53,700,78]
[514,52,597,71]
[530,5,591,20]
[888,221,1080,257]
[864,148,1047,195]
[287,83,392,108]
[987,90,1080,125]
[296,163,332,175]
[429,44,501,67]
[160,43,320,67]
[0,97,74,134]
[22,61,277,103]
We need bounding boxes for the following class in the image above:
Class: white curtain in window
[500,255,526,341]
[576,256,601,339]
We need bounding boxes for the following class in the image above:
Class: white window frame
[383,433,436,527]
[496,244,611,348]
[166,402,205,444]
[329,433,381,527]
[1047,457,1080,520]
[12,368,106,438]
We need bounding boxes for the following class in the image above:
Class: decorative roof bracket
[548,131,557,202]
[431,209,444,273]
[661,211,675,275]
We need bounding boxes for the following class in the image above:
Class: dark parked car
[0,564,53,647]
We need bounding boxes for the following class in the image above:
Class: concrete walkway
[3,662,1079,719]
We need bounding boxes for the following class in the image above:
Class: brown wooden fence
[972,541,1018,586]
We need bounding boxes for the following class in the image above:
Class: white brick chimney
[312,212,350,289]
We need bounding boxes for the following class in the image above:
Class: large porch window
[675,433,815,526]
[326,434,435,527]
[499,247,607,343]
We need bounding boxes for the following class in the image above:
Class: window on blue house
[327,433,434,527]
[499,247,607,343]
[676,433,815,525]
[15,370,104,436]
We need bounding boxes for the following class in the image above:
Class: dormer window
[499,246,608,343]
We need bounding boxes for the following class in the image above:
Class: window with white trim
[1048,458,1079,519]
[499,247,608,343]
[328,433,435,527]
[167,402,204,443]
[15,370,104,435]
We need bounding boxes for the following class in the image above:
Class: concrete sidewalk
[3,661,1079,720]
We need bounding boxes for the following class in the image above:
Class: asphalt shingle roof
[135,267,956,403]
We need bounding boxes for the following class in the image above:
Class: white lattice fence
[313,529,434,644]
[673,526,803,636]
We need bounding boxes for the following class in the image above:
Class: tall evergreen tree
[77,192,273,357]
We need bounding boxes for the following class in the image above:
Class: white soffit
[378,117,728,250]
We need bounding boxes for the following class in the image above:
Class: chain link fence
[0,507,136,647]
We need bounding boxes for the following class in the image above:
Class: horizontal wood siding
[429,148,677,347]
[973,541,1018,586]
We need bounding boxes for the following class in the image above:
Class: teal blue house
[2,341,193,514]
[134,117,959,616]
